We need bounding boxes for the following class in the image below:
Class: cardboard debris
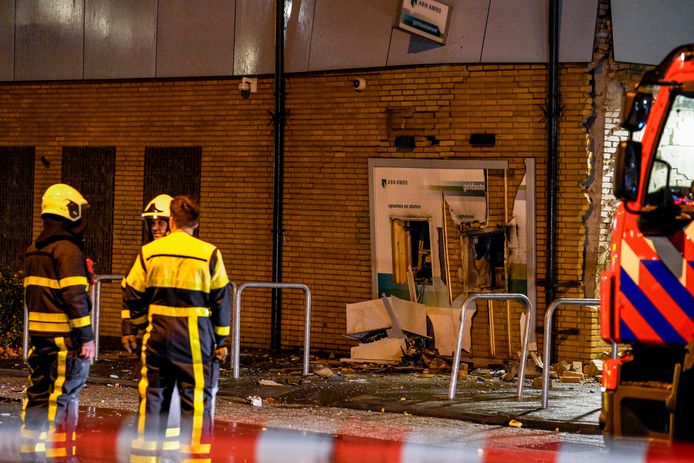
[258,379,284,387]
[426,306,462,357]
[388,296,428,337]
[345,298,391,335]
[345,296,466,364]
[350,337,406,362]
[381,296,403,338]
[451,293,476,352]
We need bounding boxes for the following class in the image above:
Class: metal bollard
[541,297,617,408]
[449,293,534,400]
[232,282,312,378]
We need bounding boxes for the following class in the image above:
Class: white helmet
[142,194,173,220]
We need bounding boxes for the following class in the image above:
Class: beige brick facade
[0,62,603,363]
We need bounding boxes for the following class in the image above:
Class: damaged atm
[352,159,533,363]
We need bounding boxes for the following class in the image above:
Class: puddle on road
[0,407,691,463]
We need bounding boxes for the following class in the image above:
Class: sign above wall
[396,0,452,45]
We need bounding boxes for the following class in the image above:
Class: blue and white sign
[397,0,452,45]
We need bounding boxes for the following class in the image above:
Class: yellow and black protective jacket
[23,220,93,344]
[122,230,230,462]
[122,230,231,345]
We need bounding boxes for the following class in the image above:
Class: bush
[0,265,24,350]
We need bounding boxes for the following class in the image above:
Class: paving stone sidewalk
[0,349,602,435]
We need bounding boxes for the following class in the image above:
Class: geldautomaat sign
[397,0,452,45]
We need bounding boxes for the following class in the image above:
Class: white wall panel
[84,0,157,79]
[388,0,489,66]
[15,0,84,81]
[481,0,547,62]
[0,0,14,81]
[156,0,236,77]
[0,0,651,82]
[234,0,275,76]
[612,0,694,65]
[309,0,395,71]
[559,0,597,62]
[285,0,315,73]
[482,0,596,63]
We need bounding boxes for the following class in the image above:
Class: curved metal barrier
[232,282,312,378]
[541,297,617,409]
[24,276,238,363]
[90,274,125,361]
[449,293,533,400]
[22,294,28,363]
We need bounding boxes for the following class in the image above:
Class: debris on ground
[258,379,284,387]
[560,370,584,383]
[532,376,548,389]
[313,366,335,378]
[501,362,517,382]
[583,359,603,378]
[457,363,468,381]
[246,395,262,407]
[529,351,544,369]
[508,419,523,428]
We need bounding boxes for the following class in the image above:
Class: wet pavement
[0,347,602,435]
[0,397,685,463]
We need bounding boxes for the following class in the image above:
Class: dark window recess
[62,147,116,274]
[0,147,35,268]
[143,147,202,239]
[469,133,496,147]
[395,136,416,152]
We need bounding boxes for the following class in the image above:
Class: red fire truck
[600,44,694,441]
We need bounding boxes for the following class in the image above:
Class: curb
[330,399,602,435]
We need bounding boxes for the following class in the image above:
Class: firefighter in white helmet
[121,194,173,351]
[122,194,184,460]
[22,183,95,463]
[142,193,174,241]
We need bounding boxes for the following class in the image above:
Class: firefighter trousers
[130,322,218,463]
[21,336,90,463]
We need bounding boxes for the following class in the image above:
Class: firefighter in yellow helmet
[123,196,230,463]
[22,183,95,463]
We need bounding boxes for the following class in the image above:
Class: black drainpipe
[546,0,560,361]
[271,0,286,352]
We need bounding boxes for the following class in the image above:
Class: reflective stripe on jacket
[24,240,93,343]
[122,231,231,346]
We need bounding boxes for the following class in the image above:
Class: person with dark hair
[22,183,95,463]
[123,195,231,463]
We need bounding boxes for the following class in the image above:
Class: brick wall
[0,62,597,360]
[582,0,655,361]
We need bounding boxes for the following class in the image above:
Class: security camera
[238,77,257,97]
[238,81,251,94]
[352,78,366,91]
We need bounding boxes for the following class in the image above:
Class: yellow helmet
[41,184,88,222]
[142,194,173,220]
